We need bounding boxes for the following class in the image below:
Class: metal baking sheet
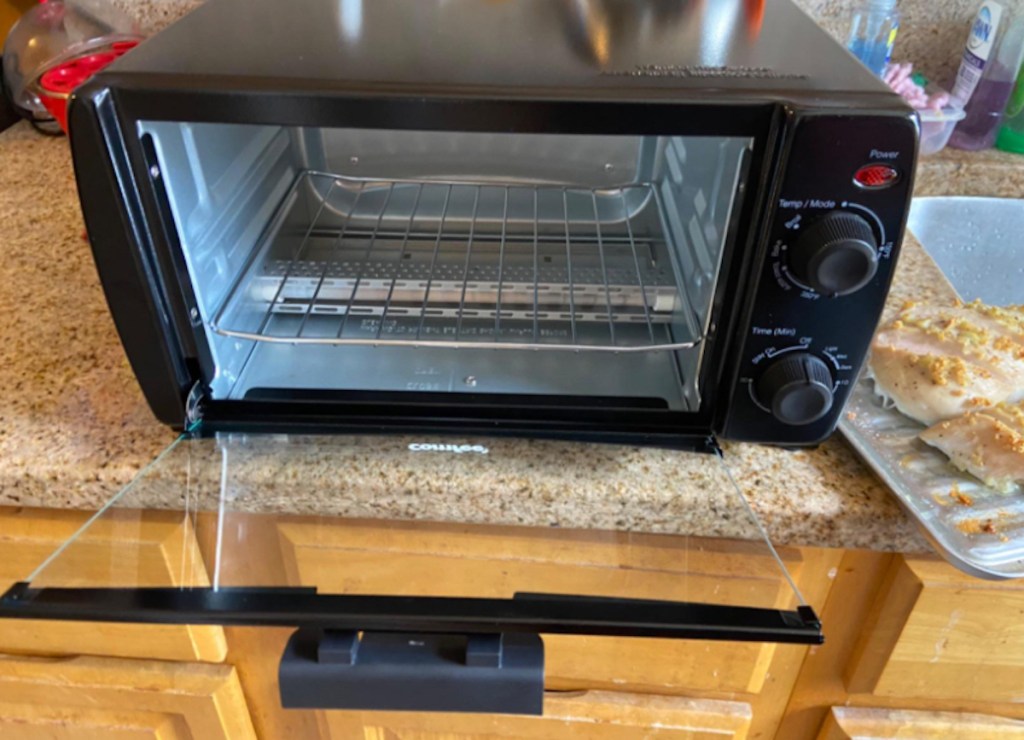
[840,378,1024,579]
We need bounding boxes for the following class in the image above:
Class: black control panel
[723,112,918,445]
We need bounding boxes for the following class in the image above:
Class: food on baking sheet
[869,301,1024,425]
[948,483,974,506]
[921,401,1024,494]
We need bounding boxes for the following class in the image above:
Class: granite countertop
[0,121,1020,553]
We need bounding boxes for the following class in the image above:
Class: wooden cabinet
[0,507,226,662]
[275,517,796,696]
[263,515,838,740]
[223,624,760,738]
[325,692,753,739]
[818,706,1024,740]
[0,653,256,739]
[0,506,830,740]
[777,551,1024,739]
[10,503,1024,739]
[0,508,256,740]
[845,555,1024,703]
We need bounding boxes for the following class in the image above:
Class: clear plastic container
[920,97,968,155]
[847,0,901,77]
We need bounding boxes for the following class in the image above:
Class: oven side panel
[68,85,191,426]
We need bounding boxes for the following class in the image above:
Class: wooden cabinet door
[845,554,1024,703]
[0,507,227,662]
[326,692,752,739]
[212,514,835,740]
[0,653,256,739]
[819,706,1024,739]
[226,625,756,739]
[275,516,801,697]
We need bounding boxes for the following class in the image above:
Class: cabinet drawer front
[327,691,752,739]
[819,706,1024,740]
[0,653,256,739]
[846,555,1024,702]
[0,507,226,662]
[276,517,801,695]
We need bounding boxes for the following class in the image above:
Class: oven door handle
[1,583,820,715]
[0,582,820,641]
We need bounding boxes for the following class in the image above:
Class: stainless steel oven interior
[143,122,752,412]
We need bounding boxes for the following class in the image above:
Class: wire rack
[210,172,702,353]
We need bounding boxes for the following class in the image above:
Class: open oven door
[0,429,820,715]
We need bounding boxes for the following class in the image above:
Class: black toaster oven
[64,0,916,449]
[1,0,919,716]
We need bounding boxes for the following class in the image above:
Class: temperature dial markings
[822,347,854,391]
[841,201,887,247]
[750,339,812,366]
[843,201,895,260]
[772,241,823,298]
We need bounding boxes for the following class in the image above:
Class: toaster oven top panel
[105,0,894,99]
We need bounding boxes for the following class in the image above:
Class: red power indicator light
[854,164,900,189]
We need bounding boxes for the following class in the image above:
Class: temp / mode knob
[789,212,879,297]
[756,353,835,426]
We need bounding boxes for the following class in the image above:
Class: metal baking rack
[211,172,702,353]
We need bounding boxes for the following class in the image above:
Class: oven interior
[141,122,752,413]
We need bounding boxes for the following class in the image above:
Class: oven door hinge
[184,381,206,430]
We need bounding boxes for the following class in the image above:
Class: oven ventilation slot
[210,172,705,353]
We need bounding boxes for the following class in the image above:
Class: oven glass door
[0,429,819,714]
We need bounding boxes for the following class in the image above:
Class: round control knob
[789,212,879,297]
[756,353,835,426]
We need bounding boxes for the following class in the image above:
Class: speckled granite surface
[0,125,171,508]
[795,0,983,85]
[915,146,1024,198]
[5,123,1018,553]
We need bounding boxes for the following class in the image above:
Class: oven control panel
[722,112,918,445]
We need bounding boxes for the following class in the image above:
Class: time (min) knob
[756,353,835,426]
[789,212,879,297]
